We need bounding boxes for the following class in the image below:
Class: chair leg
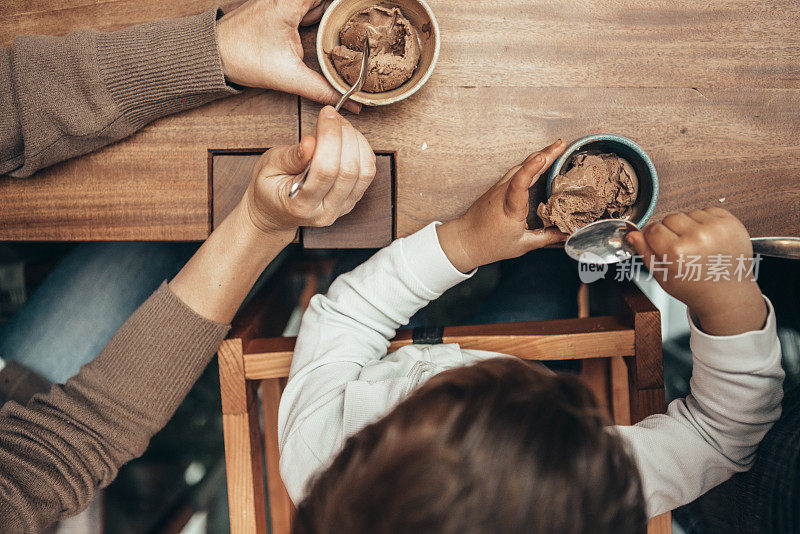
[219,339,269,534]
[647,511,672,534]
[578,283,613,416]
[261,378,295,534]
[617,284,671,534]
[609,356,631,426]
[580,358,611,415]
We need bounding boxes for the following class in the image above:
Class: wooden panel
[0,0,244,43]
[647,512,672,534]
[302,87,800,240]
[218,338,248,415]
[421,0,800,91]
[211,153,301,243]
[222,409,268,534]
[261,379,294,534]
[211,152,393,248]
[620,282,664,389]
[610,356,632,426]
[0,2,296,240]
[300,0,800,241]
[302,154,393,248]
[580,358,611,415]
[6,0,799,90]
[242,316,635,380]
[219,335,268,533]
[0,89,296,241]
[213,154,261,229]
[628,386,667,425]
[577,283,613,417]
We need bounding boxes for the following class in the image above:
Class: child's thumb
[522,227,568,251]
[626,231,655,268]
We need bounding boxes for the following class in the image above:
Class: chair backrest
[218,281,671,534]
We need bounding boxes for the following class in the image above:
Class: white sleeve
[616,297,784,518]
[277,223,472,502]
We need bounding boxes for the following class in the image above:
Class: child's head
[294,358,646,534]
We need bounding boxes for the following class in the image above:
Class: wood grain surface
[211,153,392,248]
[302,154,393,248]
[300,0,800,238]
[242,316,636,380]
[2,0,798,241]
[260,379,294,534]
[0,0,297,241]
[0,90,296,240]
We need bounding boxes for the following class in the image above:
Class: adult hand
[240,106,376,238]
[215,0,360,113]
[437,140,568,273]
[627,207,767,335]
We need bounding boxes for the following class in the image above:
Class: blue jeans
[0,242,197,383]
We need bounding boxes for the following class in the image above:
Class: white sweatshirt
[278,223,784,518]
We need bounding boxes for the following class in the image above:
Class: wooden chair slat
[243,316,635,380]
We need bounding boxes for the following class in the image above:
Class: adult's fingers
[292,64,361,114]
[504,154,545,218]
[321,118,361,213]
[521,227,568,251]
[342,129,377,213]
[299,106,343,206]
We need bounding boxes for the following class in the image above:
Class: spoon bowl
[565,219,640,264]
[566,220,800,265]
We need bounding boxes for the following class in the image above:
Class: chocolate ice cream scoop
[537,152,639,234]
[331,6,420,93]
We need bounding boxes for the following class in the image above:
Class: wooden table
[2,0,799,246]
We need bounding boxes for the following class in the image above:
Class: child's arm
[279,140,568,501]
[617,208,783,517]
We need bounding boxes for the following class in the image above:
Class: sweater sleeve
[278,223,473,501]
[616,297,784,518]
[0,283,230,533]
[0,7,238,178]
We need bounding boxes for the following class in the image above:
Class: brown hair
[293,358,646,534]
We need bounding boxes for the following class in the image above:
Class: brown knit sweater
[0,8,239,532]
[0,7,237,177]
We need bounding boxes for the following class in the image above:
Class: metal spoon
[288,36,371,199]
[565,219,639,264]
[565,218,800,264]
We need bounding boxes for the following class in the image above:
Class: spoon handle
[751,237,800,260]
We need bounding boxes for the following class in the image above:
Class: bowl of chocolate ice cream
[317,0,440,105]
[537,134,659,235]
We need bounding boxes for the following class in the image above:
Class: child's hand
[627,207,767,336]
[437,140,568,273]
[241,106,376,238]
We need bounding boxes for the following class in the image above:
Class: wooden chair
[218,280,672,534]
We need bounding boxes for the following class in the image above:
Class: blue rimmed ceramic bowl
[545,134,659,228]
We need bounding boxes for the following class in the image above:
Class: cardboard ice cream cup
[317,0,440,106]
[545,133,659,228]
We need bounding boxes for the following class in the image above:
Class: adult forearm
[0,8,236,177]
[0,201,292,531]
[170,202,295,324]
